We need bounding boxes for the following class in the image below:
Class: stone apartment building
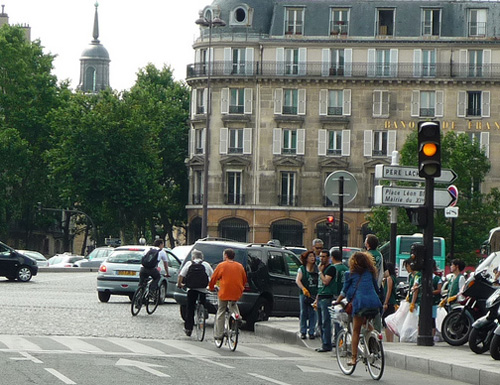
[185,0,499,248]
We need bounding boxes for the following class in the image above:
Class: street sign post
[374,164,457,184]
[373,185,457,208]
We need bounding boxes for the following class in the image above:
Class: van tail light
[99,265,107,272]
[243,282,251,292]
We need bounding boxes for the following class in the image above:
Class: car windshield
[187,243,247,268]
[107,250,143,264]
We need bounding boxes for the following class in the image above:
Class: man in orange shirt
[209,248,247,340]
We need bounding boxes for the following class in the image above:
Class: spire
[92,2,99,43]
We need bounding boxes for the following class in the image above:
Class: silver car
[74,246,114,268]
[96,245,181,304]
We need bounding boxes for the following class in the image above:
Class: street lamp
[195,12,226,238]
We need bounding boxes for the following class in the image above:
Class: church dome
[81,42,110,60]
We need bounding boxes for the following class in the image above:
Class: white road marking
[248,373,292,385]
[10,351,43,363]
[195,356,235,369]
[50,336,104,353]
[0,335,41,351]
[116,358,170,377]
[108,337,166,356]
[44,368,76,384]
[297,365,364,381]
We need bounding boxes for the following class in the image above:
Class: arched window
[271,219,303,247]
[317,221,349,249]
[188,217,202,244]
[218,218,249,242]
[85,66,96,91]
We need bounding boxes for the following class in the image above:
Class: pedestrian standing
[295,250,318,339]
[315,249,336,352]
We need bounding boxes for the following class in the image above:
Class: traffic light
[418,121,441,178]
[326,215,335,229]
[410,243,425,271]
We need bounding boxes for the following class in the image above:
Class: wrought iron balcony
[224,193,245,205]
[278,195,299,207]
[192,194,203,205]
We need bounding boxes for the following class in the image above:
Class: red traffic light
[326,215,335,228]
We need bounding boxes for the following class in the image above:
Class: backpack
[184,261,209,289]
[141,248,160,269]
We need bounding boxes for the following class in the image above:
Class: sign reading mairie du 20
[374,186,457,208]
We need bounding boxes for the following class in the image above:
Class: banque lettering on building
[383,120,500,130]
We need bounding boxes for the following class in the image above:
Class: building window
[411,90,444,117]
[327,90,343,116]
[373,90,390,117]
[285,48,300,75]
[196,89,206,114]
[232,48,246,75]
[469,50,483,77]
[271,219,303,247]
[420,91,435,117]
[285,8,304,35]
[229,89,245,114]
[329,49,344,75]
[328,130,342,155]
[274,128,305,155]
[467,91,482,117]
[319,89,351,116]
[469,9,487,37]
[373,131,388,156]
[195,129,204,154]
[283,89,298,115]
[364,130,396,157]
[376,49,391,77]
[226,171,243,204]
[218,218,248,242]
[422,49,436,76]
[377,9,394,36]
[318,129,350,157]
[280,172,297,206]
[422,9,440,36]
[282,129,297,154]
[192,170,203,204]
[200,48,208,75]
[458,91,490,118]
[368,49,398,77]
[228,128,244,154]
[330,9,349,35]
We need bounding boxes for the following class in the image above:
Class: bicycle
[332,302,385,380]
[131,277,160,316]
[192,289,209,341]
[214,300,241,351]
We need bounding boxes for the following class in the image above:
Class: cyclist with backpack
[177,249,213,336]
[139,238,170,298]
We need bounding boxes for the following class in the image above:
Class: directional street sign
[373,185,457,208]
[374,164,457,184]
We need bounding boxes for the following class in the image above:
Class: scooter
[441,269,497,346]
[468,286,500,354]
[488,289,500,360]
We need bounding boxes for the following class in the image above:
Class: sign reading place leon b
[374,186,457,208]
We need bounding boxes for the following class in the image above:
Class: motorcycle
[468,285,500,354]
[441,269,497,346]
[488,289,500,360]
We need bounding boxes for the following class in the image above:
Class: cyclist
[139,238,170,298]
[209,248,247,341]
[177,249,213,336]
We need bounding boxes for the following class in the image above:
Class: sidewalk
[254,317,500,385]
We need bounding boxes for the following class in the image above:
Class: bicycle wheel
[336,330,355,375]
[146,287,160,315]
[366,334,385,380]
[227,315,239,351]
[131,287,144,316]
[195,302,206,341]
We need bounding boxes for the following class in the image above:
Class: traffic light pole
[338,176,344,256]
[418,176,434,346]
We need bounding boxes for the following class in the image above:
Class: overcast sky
[5,0,210,91]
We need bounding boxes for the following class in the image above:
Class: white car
[17,250,49,267]
[47,253,84,268]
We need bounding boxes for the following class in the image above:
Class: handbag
[345,276,362,315]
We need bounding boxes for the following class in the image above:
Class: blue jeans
[299,294,317,336]
[317,297,334,350]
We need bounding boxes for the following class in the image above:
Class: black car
[173,238,302,330]
[0,241,38,282]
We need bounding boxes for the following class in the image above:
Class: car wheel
[245,297,271,331]
[159,282,167,304]
[98,291,111,303]
[17,266,33,282]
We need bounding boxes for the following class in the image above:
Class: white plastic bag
[385,300,410,337]
[400,308,419,343]
[435,306,447,333]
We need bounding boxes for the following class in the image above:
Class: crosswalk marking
[236,344,279,357]
[107,337,167,356]
[157,340,220,357]
[0,335,41,351]
[50,336,104,353]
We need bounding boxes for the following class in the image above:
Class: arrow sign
[374,185,456,208]
[116,359,170,377]
[374,165,457,184]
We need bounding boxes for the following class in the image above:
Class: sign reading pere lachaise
[383,120,500,130]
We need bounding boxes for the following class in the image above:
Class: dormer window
[230,5,252,26]
[285,7,304,35]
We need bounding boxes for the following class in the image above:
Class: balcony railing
[224,193,245,205]
[278,195,299,206]
[192,194,203,205]
[187,61,499,80]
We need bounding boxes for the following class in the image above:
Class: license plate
[118,270,137,276]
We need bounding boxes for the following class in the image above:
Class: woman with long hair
[295,250,319,339]
[335,251,382,366]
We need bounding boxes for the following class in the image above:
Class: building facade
[185,0,499,248]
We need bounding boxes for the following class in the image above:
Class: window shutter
[364,130,373,156]
[298,89,306,115]
[318,129,327,156]
[480,132,490,158]
[276,47,285,75]
[343,89,351,116]
[273,128,282,155]
[201,128,206,154]
[191,89,197,118]
[483,49,491,77]
[223,48,232,75]
[298,48,307,75]
[322,49,330,77]
[208,47,214,76]
[190,128,195,157]
[319,89,328,115]
[341,130,351,156]
[274,88,283,114]
[220,128,228,155]
[373,91,381,117]
[297,129,305,155]
[367,49,376,77]
[457,91,466,117]
[202,88,208,113]
[245,47,254,75]
[435,90,444,117]
[459,49,468,77]
[387,130,397,155]
[244,88,253,114]
[221,88,229,114]
[390,49,398,77]
[482,91,490,117]
[413,49,422,77]
[411,90,420,117]
[243,128,252,154]
[344,48,353,77]
[382,91,390,117]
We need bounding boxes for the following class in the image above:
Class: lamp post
[195,13,226,238]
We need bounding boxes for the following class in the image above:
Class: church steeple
[78,2,110,92]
